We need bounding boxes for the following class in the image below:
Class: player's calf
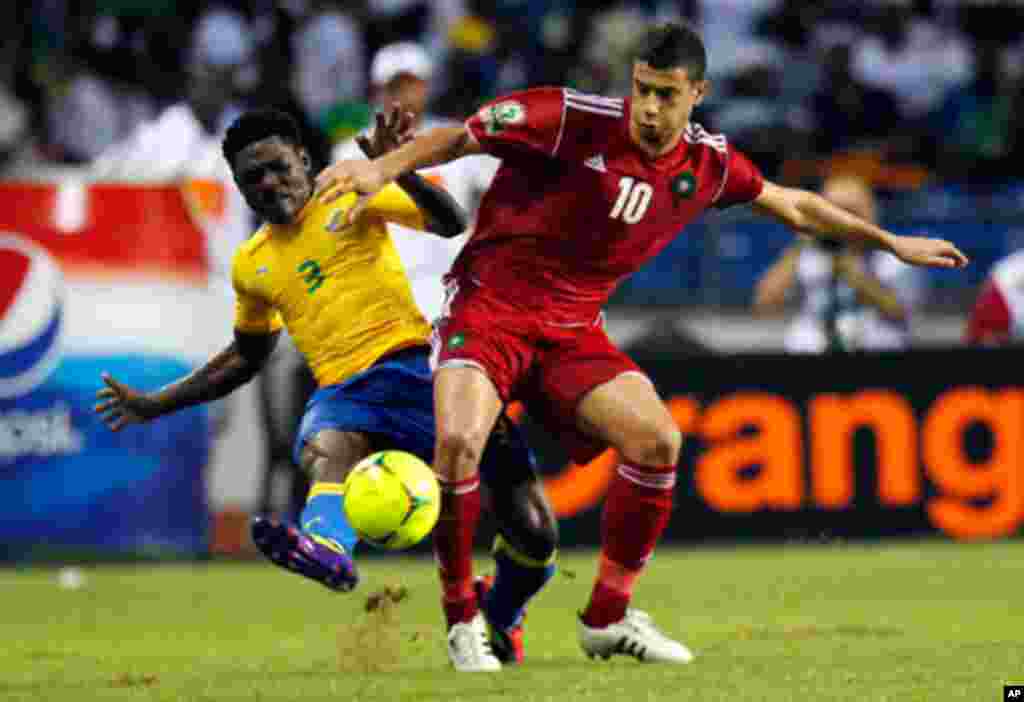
[268,431,365,591]
[487,473,559,564]
[582,464,676,630]
[477,474,556,664]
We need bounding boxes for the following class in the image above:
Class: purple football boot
[251,517,359,592]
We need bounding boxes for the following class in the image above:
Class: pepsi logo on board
[0,234,64,399]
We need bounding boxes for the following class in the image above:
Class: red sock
[433,476,482,628]
[582,463,675,628]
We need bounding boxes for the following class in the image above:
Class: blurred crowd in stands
[1,0,1023,188]
[4,1,1019,521]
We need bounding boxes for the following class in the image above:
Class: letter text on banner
[922,387,1024,539]
[809,390,919,509]
[696,393,803,512]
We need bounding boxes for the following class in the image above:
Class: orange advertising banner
[524,347,1023,544]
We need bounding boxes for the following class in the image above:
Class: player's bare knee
[302,445,346,483]
[301,431,371,483]
[622,424,682,467]
[434,427,486,478]
[299,442,325,478]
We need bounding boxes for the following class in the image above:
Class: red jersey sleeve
[966,279,1011,345]
[713,144,765,209]
[466,87,565,160]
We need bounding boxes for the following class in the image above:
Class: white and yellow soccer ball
[342,451,441,550]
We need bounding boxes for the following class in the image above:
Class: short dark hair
[222,109,304,167]
[633,23,707,81]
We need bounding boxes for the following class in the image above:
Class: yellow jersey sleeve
[364,182,426,230]
[231,245,284,335]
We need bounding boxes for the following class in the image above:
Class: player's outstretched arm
[94,330,279,431]
[753,181,968,269]
[355,107,468,238]
[316,126,481,205]
[392,171,467,238]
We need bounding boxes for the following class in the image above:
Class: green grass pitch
[1,540,1020,701]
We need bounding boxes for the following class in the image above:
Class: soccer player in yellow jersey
[95,109,557,671]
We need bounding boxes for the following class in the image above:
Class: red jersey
[458,86,764,324]
[966,250,1024,345]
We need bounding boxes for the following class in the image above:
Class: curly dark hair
[222,109,304,167]
[633,23,707,81]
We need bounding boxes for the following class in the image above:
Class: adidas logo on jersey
[584,154,607,173]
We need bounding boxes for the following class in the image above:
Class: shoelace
[451,625,495,662]
[612,636,648,659]
[625,611,675,647]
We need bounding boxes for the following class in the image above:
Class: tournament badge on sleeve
[478,101,526,135]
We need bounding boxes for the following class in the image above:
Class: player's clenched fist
[94,372,161,431]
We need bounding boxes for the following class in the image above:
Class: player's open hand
[315,158,388,206]
[94,372,160,431]
[356,104,415,159]
[889,235,968,269]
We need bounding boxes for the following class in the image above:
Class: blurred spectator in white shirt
[46,9,159,163]
[573,4,650,96]
[291,1,365,126]
[696,0,781,84]
[91,6,254,286]
[851,5,971,120]
[333,41,501,323]
[753,175,926,353]
[0,60,30,169]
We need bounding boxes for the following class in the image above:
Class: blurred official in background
[753,175,925,352]
[333,41,500,324]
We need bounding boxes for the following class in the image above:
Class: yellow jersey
[230,184,433,387]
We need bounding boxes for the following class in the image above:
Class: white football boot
[447,613,502,672]
[578,609,694,664]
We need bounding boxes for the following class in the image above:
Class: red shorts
[431,279,644,464]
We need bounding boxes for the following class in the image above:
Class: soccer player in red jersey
[317,23,968,667]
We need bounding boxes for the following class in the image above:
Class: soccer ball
[342,451,441,550]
